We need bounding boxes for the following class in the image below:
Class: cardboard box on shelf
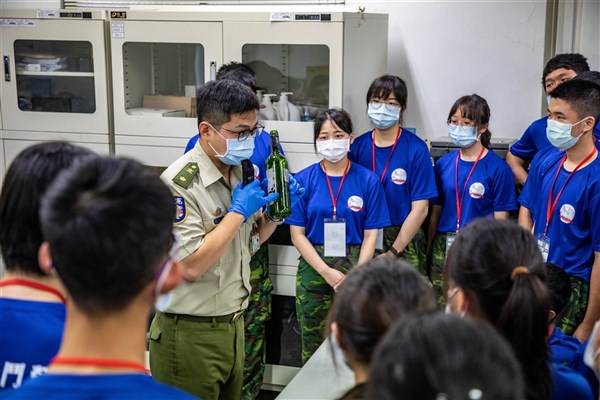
[143,95,196,118]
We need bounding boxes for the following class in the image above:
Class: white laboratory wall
[347,1,547,141]
[556,1,600,71]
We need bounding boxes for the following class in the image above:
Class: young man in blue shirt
[519,79,600,342]
[5,156,194,399]
[0,142,94,392]
[507,53,591,185]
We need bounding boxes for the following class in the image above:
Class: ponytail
[480,129,492,149]
[498,268,551,400]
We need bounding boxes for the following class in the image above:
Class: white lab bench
[276,339,354,400]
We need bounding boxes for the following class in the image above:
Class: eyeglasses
[221,122,264,141]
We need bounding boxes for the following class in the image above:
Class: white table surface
[276,339,355,400]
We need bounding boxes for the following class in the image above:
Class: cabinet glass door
[1,19,109,134]
[111,21,222,138]
[224,21,343,143]
[15,40,95,113]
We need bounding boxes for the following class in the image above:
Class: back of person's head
[196,79,259,126]
[216,62,257,91]
[444,218,551,400]
[550,78,600,124]
[366,74,408,112]
[329,258,436,367]
[543,53,589,82]
[545,262,571,318]
[447,94,492,148]
[0,142,94,276]
[40,156,175,316]
[368,314,526,400]
[576,70,600,87]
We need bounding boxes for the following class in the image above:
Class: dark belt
[163,310,244,324]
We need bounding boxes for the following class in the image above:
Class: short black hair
[550,78,600,122]
[313,108,353,144]
[447,94,492,148]
[216,62,257,91]
[368,314,525,400]
[40,156,174,316]
[545,263,571,315]
[366,75,408,111]
[196,79,259,127]
[0,142,94,276]
[542,53,589,82]
[576,70,600,87]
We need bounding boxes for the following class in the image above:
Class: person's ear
[452,287,470,316]
[38,243,54,276]
[158,261,183,294]
[199,121,214,138]
[549,310,557,322]
[582,116,596,133]
[349,133,355,145]
[330,322,345,350]
[478,124,489,135]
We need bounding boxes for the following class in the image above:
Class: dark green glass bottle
[266,130,291,222]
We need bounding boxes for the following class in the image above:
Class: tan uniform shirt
[160,142,256,317]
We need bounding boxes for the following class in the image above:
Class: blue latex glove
[229,180,279,221]
[288,174,305,208]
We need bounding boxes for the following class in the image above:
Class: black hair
[576,70,600,87]
[545,262,571,316]
[328,258,436,366]
[368,314,525,400]
[0,142,94,276]
[444,219,551,400]
[543,53,589,82]
[196,79,259,127]
[366,75,408,112]
[313,108,354,145]
[40,156,174,316]
[550,78,600,123]
[216,62,257,92]
[448,94,492,148]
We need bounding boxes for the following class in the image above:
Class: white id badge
[537,235,550,262]
[324,218,346,257]
[376,229,384,250]
[446,233,457,254]
[250,233,261,256]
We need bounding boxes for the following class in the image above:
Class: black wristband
[389,246,402,258]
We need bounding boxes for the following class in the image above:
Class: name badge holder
[376,229,384,250]
[446,232,457,254]
[250,222,261,255]
[322,161,351,258]
[537,234,550,262]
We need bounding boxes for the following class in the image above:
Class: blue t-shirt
[434,149,517,233]
[0,298,65,392]
[520,147,600,280]
[349,130,437,226]
[2,373,196,399]
[510,117,600,161]
[549,326,581,366]
[551,362,593,400]
[286,162,390,245]
[184,129,282,182]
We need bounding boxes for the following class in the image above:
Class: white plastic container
[258,94,277,121]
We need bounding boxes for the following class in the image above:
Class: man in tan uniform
[148,80,300,400]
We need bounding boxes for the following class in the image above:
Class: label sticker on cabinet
[37,10,59,18]
[0,19,36,28]
[111,21,125,38]
[270,12,292,22]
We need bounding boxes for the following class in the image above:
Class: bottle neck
[271,136,281,155]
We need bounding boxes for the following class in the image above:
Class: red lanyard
[0,278,66,303]
[544,148,598,234]
[371,126,402,182]
[322,160,351,219]
[455,148,486,232]
[51,357,148,374]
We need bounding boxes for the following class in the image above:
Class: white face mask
[317,139,350,163]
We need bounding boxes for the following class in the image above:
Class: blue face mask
[448,124,478,148]
[546,118,585,150]
[208,126,255,166]
[368,102,401,130]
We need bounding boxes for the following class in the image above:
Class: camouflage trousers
[378,226,429,281]
[242,243,273,400]
[295,244,361,364]
[556,275,589,336]
[429,232,449,305]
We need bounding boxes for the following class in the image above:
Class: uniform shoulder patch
[174,196,187,223]
[173,162,199,189]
